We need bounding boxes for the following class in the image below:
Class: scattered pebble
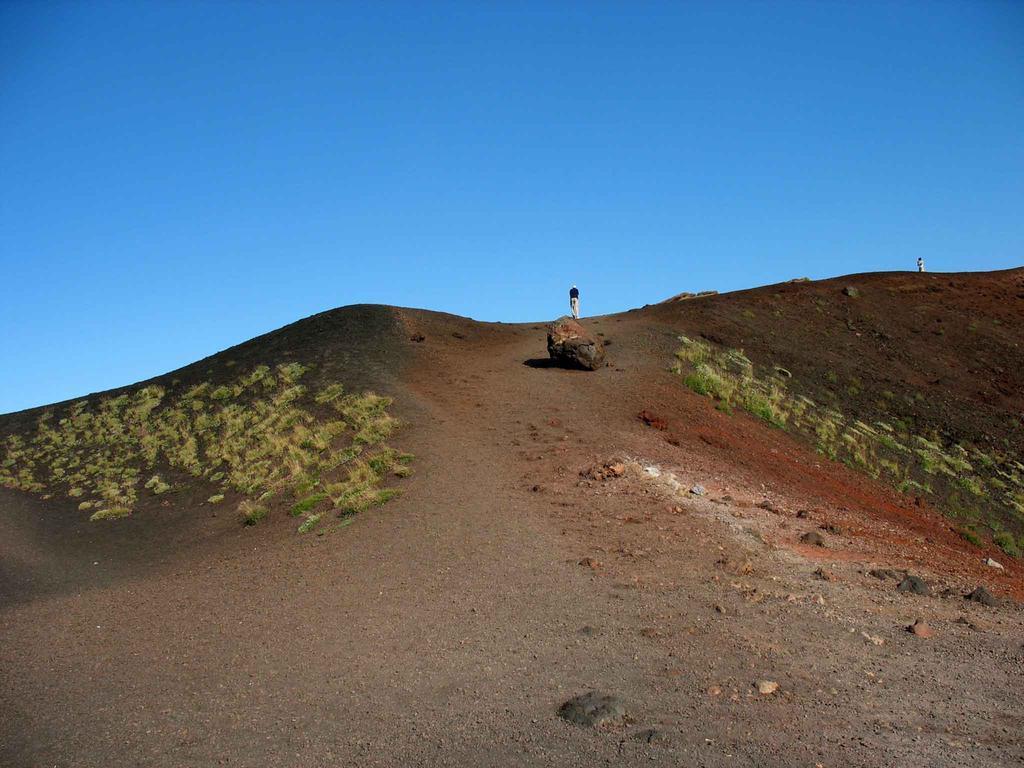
[631,728,666,744]
[965,586,998,607]
[813,566,835,581]
[869,568,901,581]
[637,410,668,430]
[897,575,930,596]
[907,618,934,638]
[558,691,625,727]
[955,616,986,632]
[861,631,885,646]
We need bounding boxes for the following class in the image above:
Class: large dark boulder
[547,316,605,370]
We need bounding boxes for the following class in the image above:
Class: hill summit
[2,269,1023,767]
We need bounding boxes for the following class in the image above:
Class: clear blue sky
[1,1,1022,414]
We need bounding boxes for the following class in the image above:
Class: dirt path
[1,309,1022,767]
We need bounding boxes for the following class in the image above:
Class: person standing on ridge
[917,257,926,273]
[569,284,580,319]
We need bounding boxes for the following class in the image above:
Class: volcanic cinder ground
[2,270,1023,767]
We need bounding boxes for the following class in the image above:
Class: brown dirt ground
[1,271,1023,767]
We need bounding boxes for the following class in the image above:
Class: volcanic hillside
[1,269,1022,768]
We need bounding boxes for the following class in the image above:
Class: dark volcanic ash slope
[1,303,409,430]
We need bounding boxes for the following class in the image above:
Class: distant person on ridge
[917,257,925,273]
[569,284,580,319]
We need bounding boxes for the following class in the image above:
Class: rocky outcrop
[660,290,719,303]
[547,316,605,370]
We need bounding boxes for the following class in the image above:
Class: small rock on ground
[801,531,826,547]
[637,409,668,430]
[869,568,902,581]
[630,728,666,744]
[756,680,779,695]
[558,691,626,727]
[908,618,934,638]
[965,586,998,606]
[956,616,987,631]
[690,485,707,496]
[897,575,930,596]
[813,566,835,581]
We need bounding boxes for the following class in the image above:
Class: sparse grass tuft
[298,513,322,533]
[277,362,308,384]
[239,500,267,526]
[684,366,734,401]
[315,383,345,404]
[210,386,233,401]
[671,334,1024,544]
[0,365,411,533]
[742,393,784,428]
[89,507,131,522]
[959,527,982,547]
[291,492,328,517]
[144,474,171,495]
[993,531,1020,558]
[957,476,985,497]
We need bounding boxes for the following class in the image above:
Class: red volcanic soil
[1,270,1022,767]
